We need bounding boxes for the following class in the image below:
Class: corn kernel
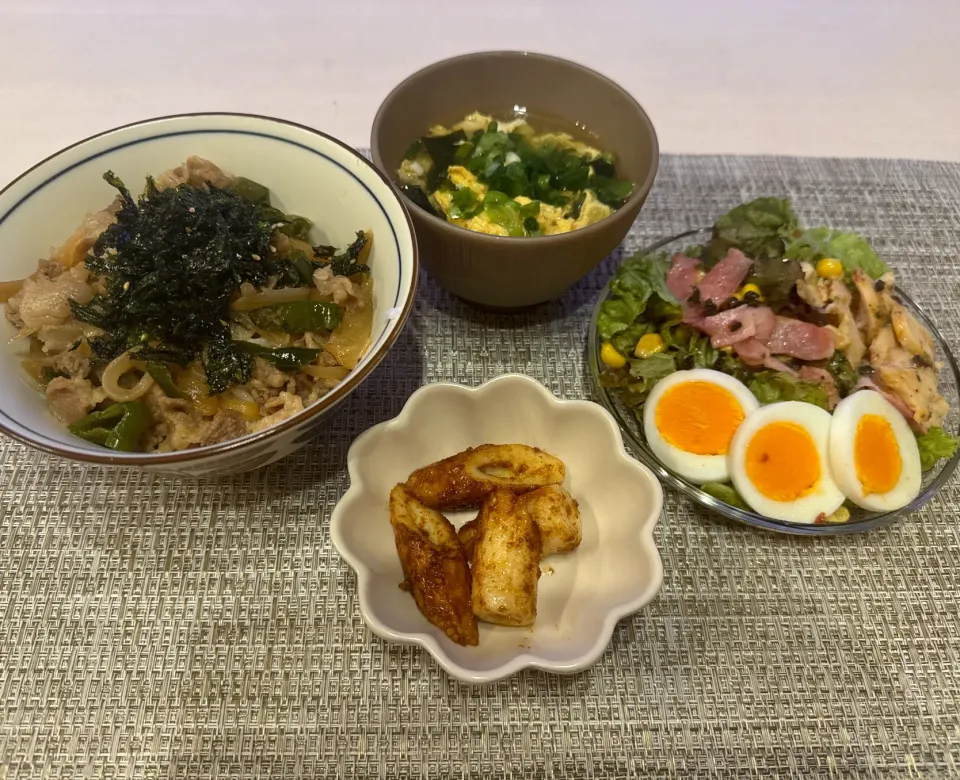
[825,505,851,524]
[600,341,627,369]
[634,333,666,359]
[220,397,261,422]
[736,282,764,302]
[816,257,843,279]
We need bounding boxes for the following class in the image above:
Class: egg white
[728,401,844,523]
[643,369,759,484]
[829,390,921,511]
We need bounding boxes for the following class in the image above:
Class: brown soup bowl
[371,51,659,309]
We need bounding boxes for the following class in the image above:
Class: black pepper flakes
[688,288,702,305]
[874,279,886,292]
[703,300,718,316]
[730,321,743,332]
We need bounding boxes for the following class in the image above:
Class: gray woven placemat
[1,154,959,779]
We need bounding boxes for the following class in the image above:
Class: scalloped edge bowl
[330,374,664,683]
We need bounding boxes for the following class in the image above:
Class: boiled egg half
[643,369,759,484]
[829,390,921,511]
[728,401,844,523]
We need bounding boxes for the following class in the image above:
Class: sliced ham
[666,254,700,301]
[732,340,799,376]
[666,254,707,326]
[764,356,798,375]
[698,248,752,304]
[766,317,835,361]
[667,250,837,369]
[683,306,705,328]
[733,338,768,366]
[702,306,776,348]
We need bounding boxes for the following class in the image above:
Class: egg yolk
[745,421,820,501]
[854,414,902,496]
[655,381,744,455]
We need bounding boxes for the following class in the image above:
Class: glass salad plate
[587,228,960,535]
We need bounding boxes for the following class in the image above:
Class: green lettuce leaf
[703,197,798,266]
[784,227,890,280]
[825,352,859,396]
[916,427,960,471]
[627,352,676,389]
[660,323,720,370]
[610,322,653,359]
[647,296,684,327]
[599,352,677,413]
[749,257,802,309]
[617,252,678,307]
[701,482,749,510]
[597,252,676,339]
[747,371,830,410]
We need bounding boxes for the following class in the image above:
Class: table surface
[3,5,960,779]
[1,0,959,189]
[1,152,959,778]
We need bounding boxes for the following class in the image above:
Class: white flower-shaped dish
[330,374,664,684]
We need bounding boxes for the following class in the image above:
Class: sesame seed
[269,245,276,253]
[252,254,261,261]
[123,281,130,290]
[272,223,284,230]
[189,207,195,213]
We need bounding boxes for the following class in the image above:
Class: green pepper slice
[248,301,343,333]
[68,401,153,452]
[146,362,185,399]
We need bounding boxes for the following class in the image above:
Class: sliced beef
[45,377,106,424]
[202,410,249,446]
[10,262,93,330]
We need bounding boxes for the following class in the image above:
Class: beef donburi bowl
[0,113,418,477]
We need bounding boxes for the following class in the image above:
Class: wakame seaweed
[70,171,288,393]
[315,231,371,277]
